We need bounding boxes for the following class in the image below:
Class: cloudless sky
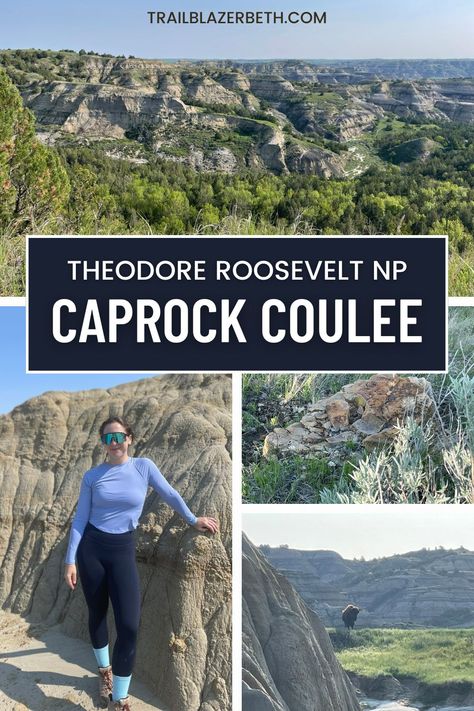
[243,506,474,560]
[1,0,473,59]
[0,307,156,414]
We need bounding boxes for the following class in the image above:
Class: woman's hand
[64,563,77,590]
[193,516,219,534]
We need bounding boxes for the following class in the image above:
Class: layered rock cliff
[0,374,232,711]
[3,51,474,177]
[242,535,361,711]
[234,58,474,81]
[262,547,474,628]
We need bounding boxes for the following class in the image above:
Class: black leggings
[77,523,140,677]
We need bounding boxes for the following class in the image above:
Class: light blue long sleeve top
[65,457,197,564]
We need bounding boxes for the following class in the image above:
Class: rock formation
[3,51,474,178]
[242,535,361,711]
[0,374,232,711]
[234,59,474,82]
[262,546,474,629]
[263,374,440,458]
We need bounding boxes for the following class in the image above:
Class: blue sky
[1,0,473,59]
[0,308,155,414]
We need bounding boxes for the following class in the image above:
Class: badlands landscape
[244,537,474,711]
[1,51,473,295]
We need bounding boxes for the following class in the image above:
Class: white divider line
[232,371,243,711]
[449,297,474,306]
[0,297,25,306]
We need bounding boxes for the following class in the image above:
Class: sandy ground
[0,611,168,711]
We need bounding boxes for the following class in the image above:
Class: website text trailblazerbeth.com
[147,10,327,25]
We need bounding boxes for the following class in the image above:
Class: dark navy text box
[27,236,447,372]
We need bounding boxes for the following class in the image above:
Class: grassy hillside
[330,628,474,685]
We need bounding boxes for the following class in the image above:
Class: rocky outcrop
[5,51,474,178]
[236,59,474,82]
[350,672,474,709]
[263,374,440,459]
[369,80,474,123]
[332,105,382,140]
[315,59,474,80]
[153,110,344,176]
[262,546,474,629]
[243,535,361,711]
[256,127,288,174]
[248,74,297,101]
[219,71,251,93]
[285,141,346,177]
[185,75,243,106]
[284,98,384,141]
[157,73,185,98]
[24,81,189,138]
[0,374,232,711]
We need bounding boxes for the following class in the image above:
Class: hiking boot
[98,665,113,708]
[108,698,131,711]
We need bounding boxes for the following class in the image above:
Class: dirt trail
[0,611,167,711]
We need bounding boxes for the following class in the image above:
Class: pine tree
[0,68,70,234]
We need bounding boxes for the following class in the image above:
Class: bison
[342,604,360,630]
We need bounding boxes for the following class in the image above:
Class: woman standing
[64,416,218,711]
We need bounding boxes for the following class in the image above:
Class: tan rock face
[186,76,243,107]
[284,143,346,178]
[219,71,251,93]
[263,374,440,458]
[326,396,351,429]
[0,374,232,711]
[248,74,297,101]
[242,535,361,711]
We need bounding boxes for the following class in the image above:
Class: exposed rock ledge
[350,672,474,710]
[263,374,440,458]
[243,534,361,711]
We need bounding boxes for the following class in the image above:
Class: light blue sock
[93,644,110,668]
[112,674,132,702]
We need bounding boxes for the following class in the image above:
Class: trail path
[0,611,167,711]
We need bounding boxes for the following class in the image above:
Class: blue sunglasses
[101,432,128,445]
